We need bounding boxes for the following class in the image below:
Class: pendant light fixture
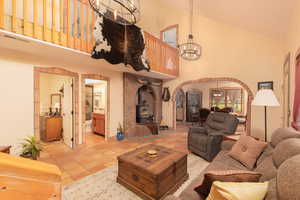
[89,0,140,25]
[179,0,201,61]
[213,81,222,97]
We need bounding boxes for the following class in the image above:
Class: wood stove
[136,85,155,123]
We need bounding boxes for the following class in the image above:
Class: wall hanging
[91,14,150,72]
[162,87,171,102]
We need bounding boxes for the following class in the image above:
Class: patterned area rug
[63,154,209,200]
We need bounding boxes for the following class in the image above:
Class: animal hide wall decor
[92,12,150,72]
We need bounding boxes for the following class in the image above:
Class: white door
[63,78,74,148]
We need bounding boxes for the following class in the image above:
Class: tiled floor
[39,124,244,185]
[39,126,189,185]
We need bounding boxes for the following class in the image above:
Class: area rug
[63,154,209,200]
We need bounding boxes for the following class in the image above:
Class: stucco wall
[0,60,34,154]
[158,5,286,141]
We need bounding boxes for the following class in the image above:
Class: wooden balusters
[0,0,4,29]
[144,31,179,76]
[12,0,17,32]
[60,0,67,46]
[0,0,179,77]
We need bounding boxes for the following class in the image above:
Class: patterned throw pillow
[206,181,269,200]
[194,170,262,198]
[228,135,267,169]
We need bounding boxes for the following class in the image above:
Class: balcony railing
[0,0,179,77]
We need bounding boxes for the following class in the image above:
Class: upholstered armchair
[188,112,239,161]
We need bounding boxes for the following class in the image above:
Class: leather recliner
[188,112,239,161]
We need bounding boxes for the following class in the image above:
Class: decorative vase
[162,87,171,102]
[117,132,125,141]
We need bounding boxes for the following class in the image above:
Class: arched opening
[171,77,254,135]
[136,84,156,124]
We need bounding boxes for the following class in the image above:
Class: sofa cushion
[271,127,300,147]
[277,154,300,200]
[228,135,267,169]
[213,151,250,170]
[254,155,277,181]
[205,112,239,134]
[256,144,274,166]
[179,160,238,200]
[272,138,300,168]
[194,170,262,198]
[206,181,269,200]
[265,178,277,200]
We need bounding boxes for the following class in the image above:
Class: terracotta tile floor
[38,126,189,185]
[39,124,244,185]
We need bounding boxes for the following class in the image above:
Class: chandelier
[179,0,201,60]
[89,0,141,25]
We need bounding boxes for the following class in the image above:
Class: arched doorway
[171,77,254,135]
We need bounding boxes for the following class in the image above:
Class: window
[160,25,178,48]
[210,88,243,113]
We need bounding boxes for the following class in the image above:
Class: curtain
[292,59,300,130]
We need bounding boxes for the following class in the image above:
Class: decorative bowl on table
[147,149,158,157]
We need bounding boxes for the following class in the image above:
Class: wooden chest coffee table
[117,144,188,200]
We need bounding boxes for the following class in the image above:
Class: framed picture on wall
[258,81,274,90]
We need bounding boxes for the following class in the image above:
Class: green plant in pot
[20,136,42,160]
[116,123,125,141]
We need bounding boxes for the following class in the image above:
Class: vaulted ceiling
[162,0,297,39]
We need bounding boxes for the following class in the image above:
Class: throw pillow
[194,170,262,198]
[228,135,267,169]
[206,181,269,200]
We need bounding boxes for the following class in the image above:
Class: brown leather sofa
[0,152,62,199]
[166,127,300,200]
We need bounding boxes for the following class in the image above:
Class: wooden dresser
[92,113,105,136]
[40,116,63,142]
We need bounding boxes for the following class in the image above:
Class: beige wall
[93,83,107,113]
[158,4,285,141]
[0,0,290,148]
[0,60,34,154]
[0,56,123,151]
[40,73,72,114]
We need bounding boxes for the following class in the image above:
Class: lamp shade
[252,89,280,107]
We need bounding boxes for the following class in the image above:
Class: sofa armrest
[164,195,182,200]
[188,127,207,135]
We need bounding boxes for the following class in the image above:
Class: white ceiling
[163,0,296,39]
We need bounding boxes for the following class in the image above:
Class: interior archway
[171,77,254,135]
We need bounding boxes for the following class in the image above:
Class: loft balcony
[0,0,179,79]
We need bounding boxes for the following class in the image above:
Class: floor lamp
[252,89,280,142]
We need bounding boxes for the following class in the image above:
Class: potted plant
[116,123,125,141]
[20,136,42,160]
